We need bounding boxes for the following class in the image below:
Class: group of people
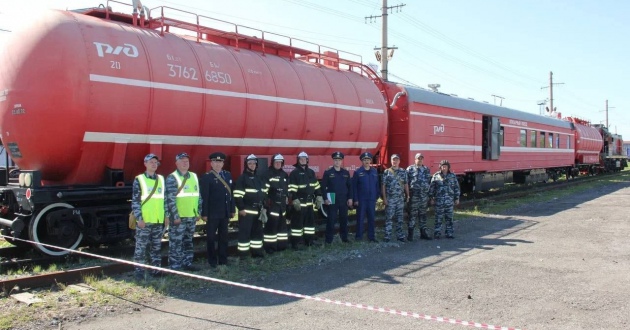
[130,150,461,279]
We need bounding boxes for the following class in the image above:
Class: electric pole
[540,71,564,114]
[491,94,504,106]
[365,0,405,81]
[604,100,615,128]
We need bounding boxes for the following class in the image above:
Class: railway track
[0,171,624,291]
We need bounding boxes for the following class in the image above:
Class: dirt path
[66,181,630,330]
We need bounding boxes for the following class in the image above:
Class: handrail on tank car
[143,5,379,80]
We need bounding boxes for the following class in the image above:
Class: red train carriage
[384,83,589,191]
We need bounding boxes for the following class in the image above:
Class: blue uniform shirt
[352,166,380,201]
[321,167,353,202]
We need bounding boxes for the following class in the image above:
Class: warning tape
[0,235,523,330]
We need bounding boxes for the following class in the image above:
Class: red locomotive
[0,3,624,254]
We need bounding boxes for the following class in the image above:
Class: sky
[1,0,628,140]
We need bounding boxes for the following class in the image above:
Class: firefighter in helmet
[233,154,267,258]
[263,154,290,252]
[288,151,322,248]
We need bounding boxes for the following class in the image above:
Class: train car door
[482,116,501,160]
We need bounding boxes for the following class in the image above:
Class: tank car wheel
[28,203,83,256]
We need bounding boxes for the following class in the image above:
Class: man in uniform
[352,152,379,242]
[288,151,322,248]
[233,154,266,258]
[263,154,290,253]
[321,151,353,244]
[132,154,167,280]
[200,152,235,267]
[429,160,460,239]
[406,153,432,241]
[382,154,410,242]
[165,152,202,271]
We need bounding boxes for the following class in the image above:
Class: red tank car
[0,8,387,186]
[565,118,603,165]
[0,6,386,254]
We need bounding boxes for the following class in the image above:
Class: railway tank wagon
[0,6,387,254]
[565,117,604,176]
[384,83,583,192]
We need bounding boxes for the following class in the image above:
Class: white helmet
[246,154,258,163]
[297,151,309,165]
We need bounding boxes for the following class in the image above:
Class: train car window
[567,136,571,149]
[548,133,554,148]
[530,130,537,147]
[539,132,546,148]
[500,127,505,146]
[556,135,560,148]
[520,129,527,147]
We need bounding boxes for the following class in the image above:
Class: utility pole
[365,0,405,81]
[491,94,505,106]
[540,71,564,115]
[604,99,615,128]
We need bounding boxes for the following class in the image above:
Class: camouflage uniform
[382,167,408,241]
[131,173,166,278]
[406,163,432,238]
[165,170,203,270]
[428,171,460,238]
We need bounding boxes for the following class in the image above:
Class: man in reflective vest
[132,153,167,280]
[165,152,202,271]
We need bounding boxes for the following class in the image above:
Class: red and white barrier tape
[1,235,523,330]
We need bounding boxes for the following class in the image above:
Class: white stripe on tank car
[89,74,384,114]
[83,132,378,149]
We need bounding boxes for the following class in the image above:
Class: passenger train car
[0,3,624,254]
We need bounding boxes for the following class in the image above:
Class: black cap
[332,151,344,159]
[391,154,401,159]
[360,152,373,160]
[210,152,226,161]
[175,152,190,161]
[415,153,424,159]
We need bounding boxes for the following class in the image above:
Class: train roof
[402,86,573,129]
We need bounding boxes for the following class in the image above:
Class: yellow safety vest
[172,171,200,218]
[137,174,165,224]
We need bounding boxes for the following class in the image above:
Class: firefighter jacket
[234,170,267,215]
[264,166,289,206]
[288,165,321,200]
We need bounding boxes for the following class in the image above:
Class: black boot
[407,228,414,241]
[420,228,432,240]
